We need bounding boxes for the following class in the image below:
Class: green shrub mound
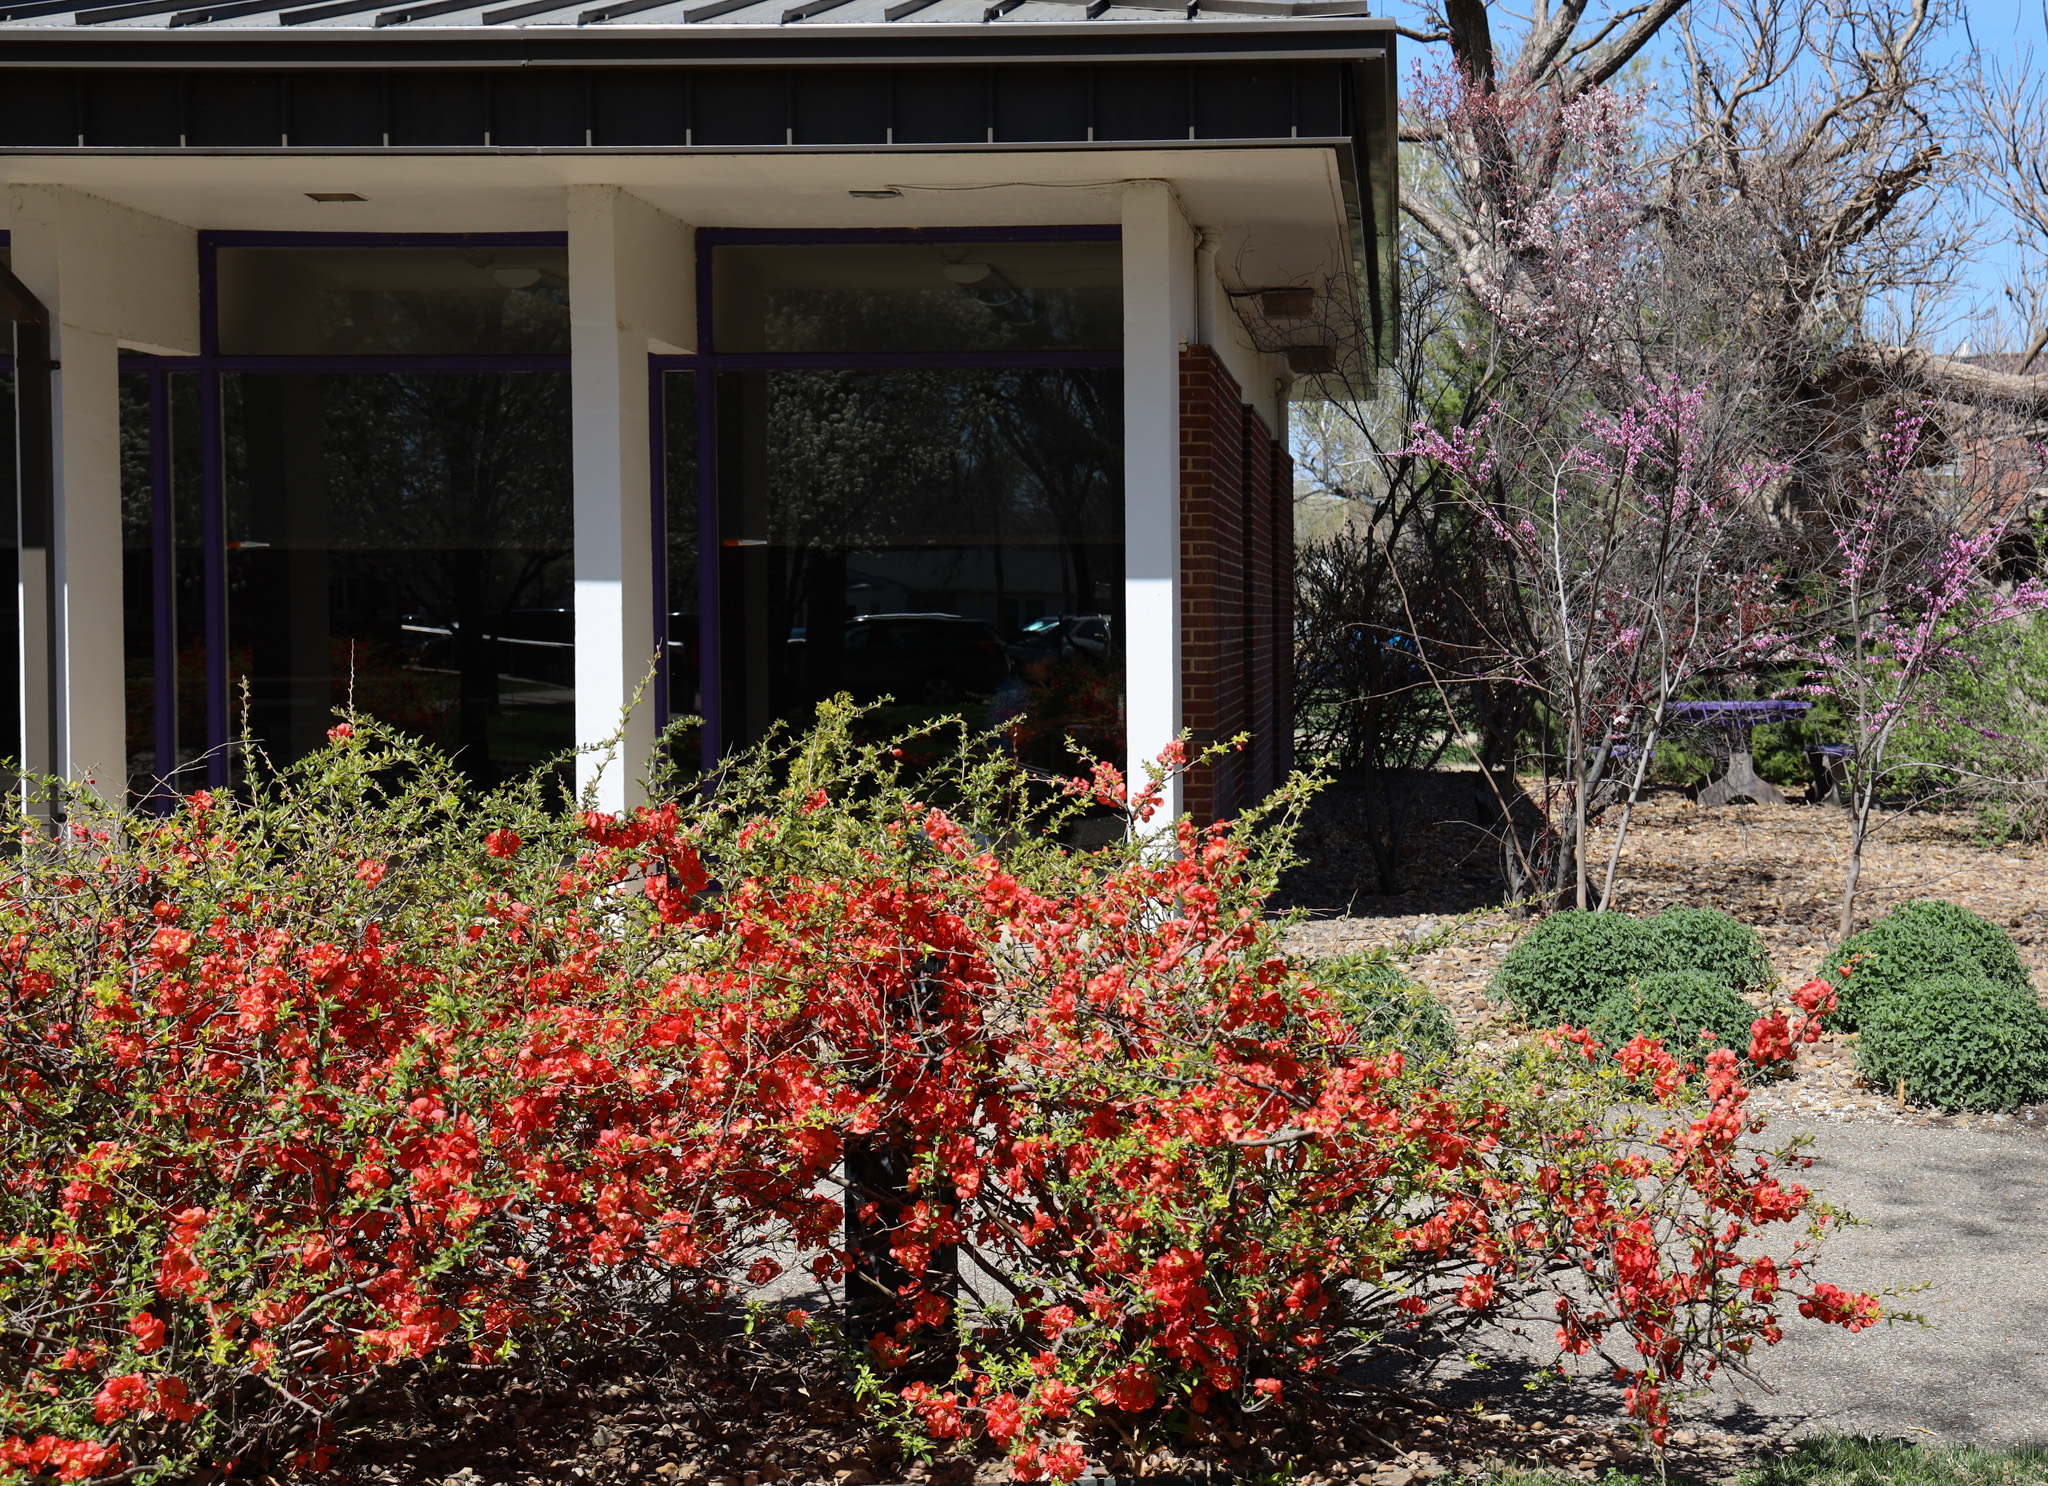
[1489,910,1661,1027]
[1857,974,2048,1112]
[1816,899,2033,1030]
[1491,905,1768,1028]
[1648,906,1774,994]
[1314,953,1459,1067]
[1590,970,1762,1067]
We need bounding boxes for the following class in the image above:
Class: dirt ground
[1279,771,2048,1131]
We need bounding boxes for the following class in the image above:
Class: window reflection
[661,368,702,772]
[112,372,202,802]
[216,246,571,357]
[119,373,154,793]
[718,367,1124,773]
[223,371,573,785]
[0,369,15,770]
[712,241,1121,354]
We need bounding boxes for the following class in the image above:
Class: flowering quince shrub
[0,706,1883,1482]
[0,722,842,1481]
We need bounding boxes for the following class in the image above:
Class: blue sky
[1376,0,2043,350]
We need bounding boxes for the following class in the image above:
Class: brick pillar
[1242,405,1276,800]
[1271,434,1295,783]
[1179,346,1246,824]
[1180,348,1294,824]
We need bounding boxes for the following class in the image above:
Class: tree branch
[1566,0,1693,95]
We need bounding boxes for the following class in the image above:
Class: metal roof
[0,0,1376,30]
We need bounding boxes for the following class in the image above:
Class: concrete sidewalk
[1693,1119,2048,1447]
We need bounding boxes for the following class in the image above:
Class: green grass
[1461,1438,2048,1486]
[1742,1438,2048,1486]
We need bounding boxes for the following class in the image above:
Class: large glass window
[711,240,1121,354]
[1,242,18,772]
[222,370,573,785]
[711,366,1123,773]
[119,373,155,793]
[87,235,582,795]
[661,369,702,769]
[215,245,571,357]
[0,366,16,772]
[682,234,1126,775]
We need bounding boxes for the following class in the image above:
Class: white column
[6,187,198,801]
[567,185,695,812]
[1121,181,1196,821]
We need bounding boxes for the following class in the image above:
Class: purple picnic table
[1666,699,1813,807]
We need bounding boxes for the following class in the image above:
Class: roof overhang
[0,14,1398,362]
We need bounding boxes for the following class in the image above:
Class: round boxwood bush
[1489,911,1663,1027]
[1313,953,1459,1067]
[1815,899,2033,1031]
[1647,907,1774,995]
[1590,970,1763,1069]
[1857,973,2048,1112]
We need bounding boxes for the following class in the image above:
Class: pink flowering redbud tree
[1412,380,1788,911]
[1401,71,1795,911]
[1803,410,2048,937]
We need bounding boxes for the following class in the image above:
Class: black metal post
[845,954,958,1376]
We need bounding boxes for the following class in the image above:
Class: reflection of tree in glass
[984,370,1121,615]
[317,371,571,778]
[117,376,157,775]
[118,376,152,546]
[744,366,1122,764]
[312,271,568,358]
[765,372,953,705]
[756,256,1116,356]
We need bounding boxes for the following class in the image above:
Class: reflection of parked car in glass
[405,607,574,687]
[838,613,1008,705]
[1011,613,1113,664]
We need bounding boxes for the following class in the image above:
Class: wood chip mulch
[1278,773,2048,1135]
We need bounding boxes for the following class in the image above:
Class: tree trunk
[1838,781,1875,941]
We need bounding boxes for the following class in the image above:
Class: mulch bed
[1280,771,2048,1133]
[315,775,2047,1486]
[314,1336,1714,1486]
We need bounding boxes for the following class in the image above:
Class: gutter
[0,259,60,819]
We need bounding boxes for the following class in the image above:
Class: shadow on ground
[1273,769,1515,920]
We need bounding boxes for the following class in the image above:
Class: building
[0,4,1396,821]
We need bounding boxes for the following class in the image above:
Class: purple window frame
[13,225,1130,793]
[656,224,1125,775]
[178,230,570,788]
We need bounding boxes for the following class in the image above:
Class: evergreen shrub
[1312,953,1458,1067]
[1491,906,1769,1026]
[1816,900,2032,1030]
[1857,974,2048,1112]
[1647,907,1774,995]
[1489,910,1659,1026]
[1591,970,1767,1070]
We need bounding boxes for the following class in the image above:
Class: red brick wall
[1179,346,1290,824]
[1271,429,1295,788]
